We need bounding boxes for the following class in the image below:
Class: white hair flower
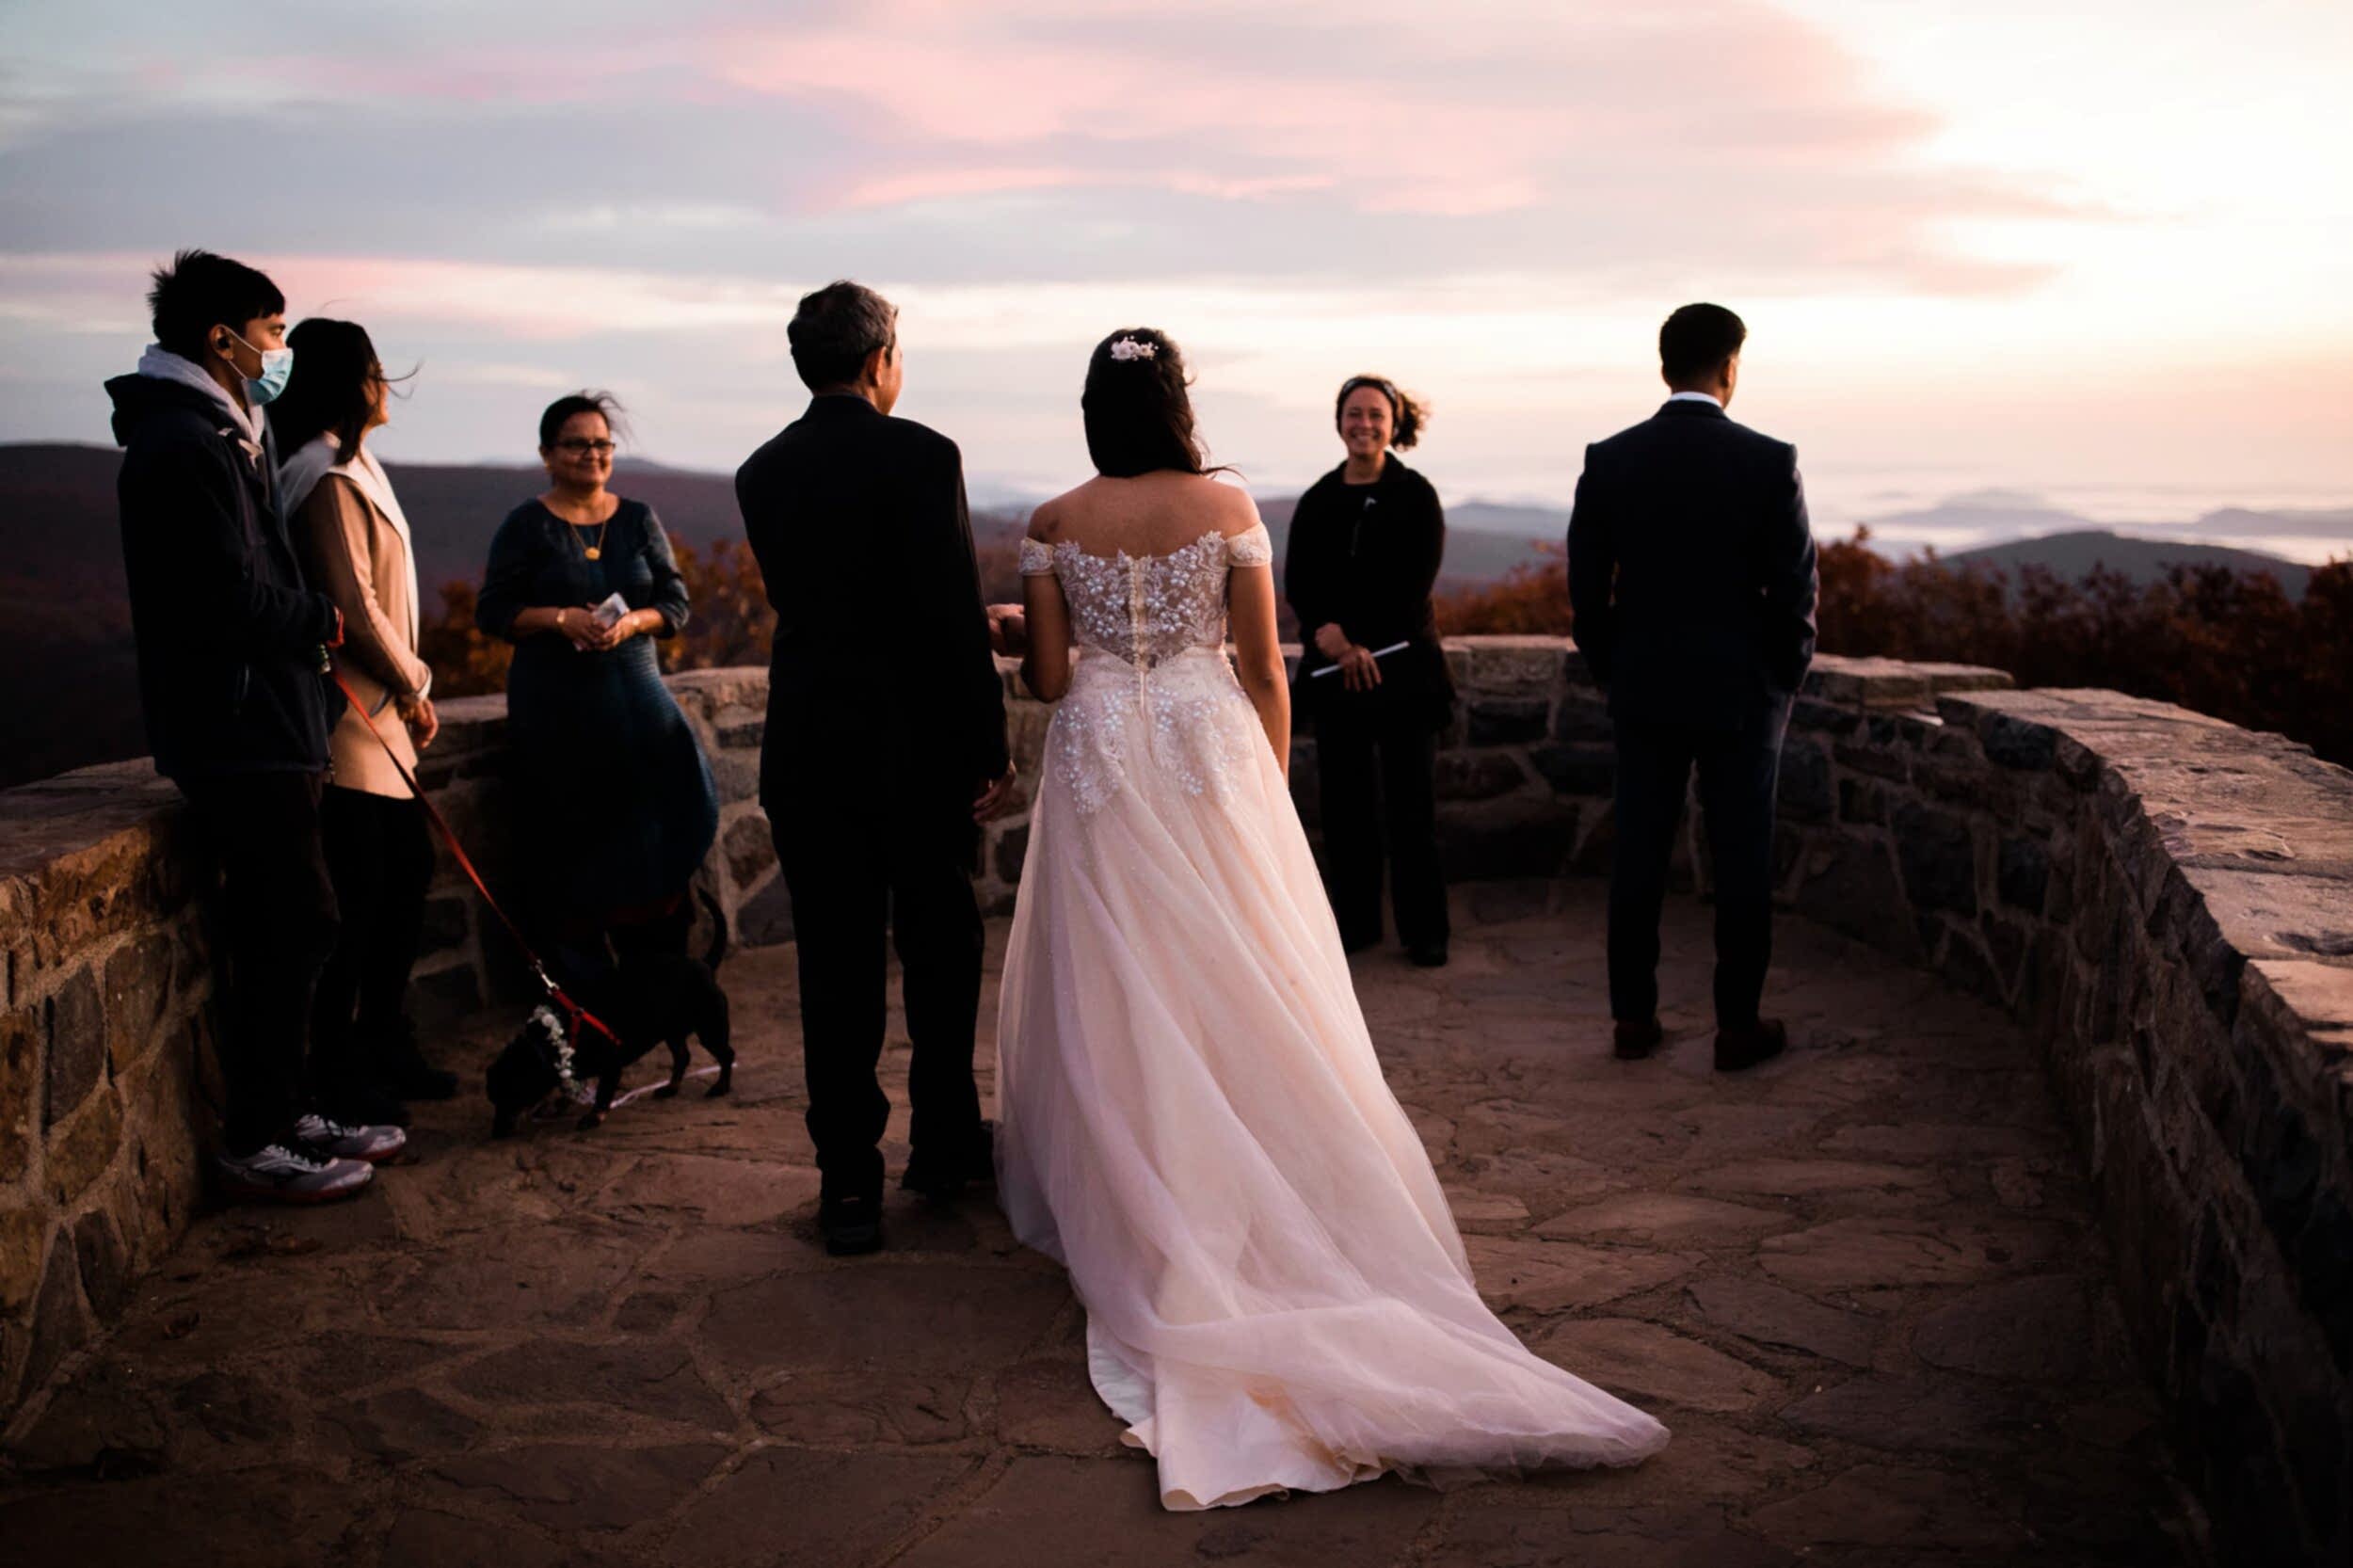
[1108,336,1158,362]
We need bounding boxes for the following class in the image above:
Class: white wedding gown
[994,520,1669,1510]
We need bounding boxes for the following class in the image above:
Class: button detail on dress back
[1035,522,1272,815]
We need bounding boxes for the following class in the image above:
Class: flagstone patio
[0,880,2193,1566]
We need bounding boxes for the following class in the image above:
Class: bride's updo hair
[1082,328,1218,478]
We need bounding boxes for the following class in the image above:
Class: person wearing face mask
[1283,374,1456,968]
[106,248,406,1206]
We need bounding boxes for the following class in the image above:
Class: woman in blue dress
[475,392,718,966]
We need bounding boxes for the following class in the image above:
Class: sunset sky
[3,0,2347,542]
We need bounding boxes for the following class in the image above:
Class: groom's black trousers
[769,804,986,1196]
[1607,701,1790,1029]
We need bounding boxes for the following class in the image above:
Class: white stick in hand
[1309,640,1411,678]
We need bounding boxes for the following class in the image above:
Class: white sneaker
[292,1112,407,1164]
[216,1143,375,1204]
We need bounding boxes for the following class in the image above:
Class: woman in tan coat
[274,318,456,1124]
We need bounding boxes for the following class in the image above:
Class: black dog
[486,891,734,1136]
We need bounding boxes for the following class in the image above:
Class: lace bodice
[1020,523,1273,667]
[1019,522,1273,816]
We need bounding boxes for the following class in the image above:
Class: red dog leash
[329,670,625,1054]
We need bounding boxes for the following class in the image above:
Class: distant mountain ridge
[0,443,1560,600]
[1943,530,2313,598]
[0,440,2331,788]
[1858,488,2353,556]
[0,442,1552,787]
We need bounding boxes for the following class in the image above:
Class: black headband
[1340,376,1401,417]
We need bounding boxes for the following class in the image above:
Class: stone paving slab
[0,881,2193,1565]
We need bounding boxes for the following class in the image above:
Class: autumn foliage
[422,529,1035,702]
[1430,531,2353,766]
[424,527,2353,769]
[419,536,784,699]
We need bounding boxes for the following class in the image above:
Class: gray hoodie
[133,343,268,450]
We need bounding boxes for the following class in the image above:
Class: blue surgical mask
[227,329,295,405]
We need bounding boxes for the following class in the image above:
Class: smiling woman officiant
[474,392,717,972]
[1283,374,1455,966]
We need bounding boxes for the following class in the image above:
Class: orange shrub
[1434,527,2353,766]
[1430,544,1573,635]
[419,535,779,699]
[416,579,511,699]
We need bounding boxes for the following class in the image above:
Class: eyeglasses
[553,439,616,456]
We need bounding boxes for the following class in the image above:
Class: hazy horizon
[4,2,2347,556]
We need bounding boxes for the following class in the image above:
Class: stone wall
[392,669,781,1019]
[1761,680,2353,1563]
[1,765,214,1416]
[5,642,2350,1563]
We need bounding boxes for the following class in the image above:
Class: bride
[993,328,1670,1510]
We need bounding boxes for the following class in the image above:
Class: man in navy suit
[1567,304,1818,1071]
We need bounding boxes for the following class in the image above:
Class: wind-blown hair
[537,390,627,451]
[1081,328,1219,479]
[1334,374,1429,451]
[270,318,395,460]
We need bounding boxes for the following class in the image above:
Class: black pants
[312,786,434,1077]
[1608,704,1790,1029]
[181,771,340,1156]
[1314,711,1449,951]
[772,806,985,1196]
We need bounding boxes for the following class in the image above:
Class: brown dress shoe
[1613,1016,1665,1060]
[1714,1018,1788,1072]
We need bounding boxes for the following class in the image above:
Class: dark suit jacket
[1566,399,1817,728]
[735,395,1009,839]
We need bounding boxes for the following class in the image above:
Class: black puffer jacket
[106,372,337,779]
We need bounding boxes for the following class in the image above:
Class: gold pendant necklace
[581,513,611,561]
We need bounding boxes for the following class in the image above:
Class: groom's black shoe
[820,1189,885,1256]
[1406,941,1449,968]
[1714,1018,1788,1073]
[901,1120,997,1202]
[1613,1016,1665,1060]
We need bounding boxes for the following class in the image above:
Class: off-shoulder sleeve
[1224,521,1273,568]
[1018,536,1058,576]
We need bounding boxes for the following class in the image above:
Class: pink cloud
[835,165,1093,208]
[0,251,810,344]
[48,2,2079,298]
[216,2,1982,226]
[692,2,2043,232]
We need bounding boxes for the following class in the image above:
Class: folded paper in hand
[590,593,629,629]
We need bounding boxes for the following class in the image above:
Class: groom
[737,280,1016,1256]
[1567,303,1818,1071]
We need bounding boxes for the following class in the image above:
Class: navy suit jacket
[1566,399,1818,728]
